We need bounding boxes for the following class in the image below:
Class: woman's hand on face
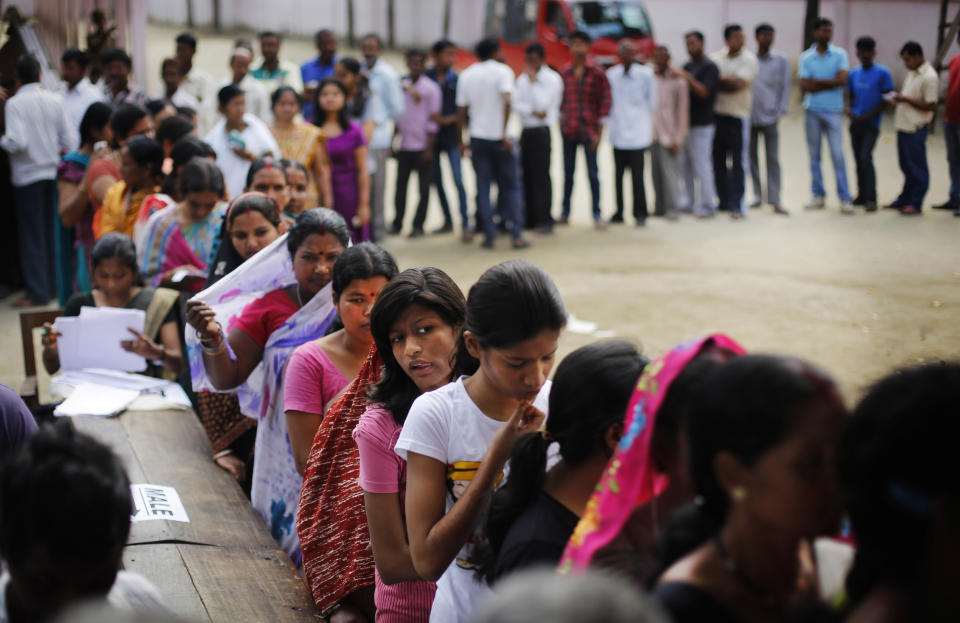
[215,453,247,482]
[120,327,164,361]
[185,299,221,340]
[489,402,546,463]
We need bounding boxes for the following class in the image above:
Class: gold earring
[731,487,747,501]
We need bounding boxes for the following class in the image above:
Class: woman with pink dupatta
[138,158,228,293]
[558,334,745,582]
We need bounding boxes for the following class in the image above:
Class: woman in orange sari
[269,86,332,208]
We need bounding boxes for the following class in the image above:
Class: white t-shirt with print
[395,376,552,623]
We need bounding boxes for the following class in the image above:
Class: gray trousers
[683,124,717,214]
[652,142,684,215]
[750,122,781,206]
[369,147,391,241]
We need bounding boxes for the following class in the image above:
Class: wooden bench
[71,408,321,622]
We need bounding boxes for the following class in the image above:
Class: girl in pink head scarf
[559,334,745,579]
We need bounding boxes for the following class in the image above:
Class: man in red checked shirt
[559,31,612,229]
[937,31,960,216]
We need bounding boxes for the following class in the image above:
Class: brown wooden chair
[19,309,61,412]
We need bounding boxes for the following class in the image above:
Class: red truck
[462,0,656,73]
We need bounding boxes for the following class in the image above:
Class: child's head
[0,421,132,621]
[179,157,225,221]
[840,363,960,607]
[226,192,282,260]
[119,135,163,190]
[245,157,290,210]
[330,242,398,343]
[279,159,311,215]
[369,267,467,424]
[460,260,567,402]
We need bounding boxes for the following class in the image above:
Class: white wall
[146,0,956,82]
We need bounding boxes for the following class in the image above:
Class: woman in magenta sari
[138,158,228,293]
[315,78,371,242]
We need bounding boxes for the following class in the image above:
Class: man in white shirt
[362,34,405,241]
[710,24,758,217]
[1,54,76,307]
[606,39,656,225]
[457,38,529,249]
[175,32,214,109]
[59,48,104,146]
[157,58,200,111]
[514,43,562,233]
[208,46,271,129]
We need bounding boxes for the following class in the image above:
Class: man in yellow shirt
[889,41,938,215]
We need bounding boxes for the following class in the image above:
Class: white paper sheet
[53,383,141,417]
[54,306,147,372]
[130,484,190,523]
[51,369,192,413]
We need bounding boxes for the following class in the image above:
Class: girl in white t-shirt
[395,259,568,623]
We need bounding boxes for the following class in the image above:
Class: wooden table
[72,408,321,622]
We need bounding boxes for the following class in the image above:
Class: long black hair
[124,135,164,179]
[648,355,840,584]
[108,103,148,146]
[335,57,371,122]
[331,242,398,303]
[286,207,350,259]
[179,157,225,198]
[206,192,282,286]
[312,77,352,131]
[840,363,960,609]
[481,340,648,584]
[90,232,143,287]
[368,267,468,425]
[163,136,217,199]
[78,102,113,148]
[456,260,567,375]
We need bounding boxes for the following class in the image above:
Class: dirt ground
[0,24,957,404]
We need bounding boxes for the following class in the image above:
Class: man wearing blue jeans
[799,18,853,214]
[427,39,469,238]
[847,36,894,213]
[889,42,938,215]
[456,38,529,249]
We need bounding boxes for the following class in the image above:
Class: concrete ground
[1,24,957,403]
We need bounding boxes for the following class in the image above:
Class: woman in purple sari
[314,78,371,242]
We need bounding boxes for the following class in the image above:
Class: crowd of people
[1,15,953,305]
[0,12,955,623]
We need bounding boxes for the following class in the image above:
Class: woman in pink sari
[138,158,228,293]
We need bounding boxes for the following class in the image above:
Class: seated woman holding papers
[42,233,182,377]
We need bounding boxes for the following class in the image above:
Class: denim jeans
[433,143,469,228]
[944,122,960,204]
[683,124,717,214]
[561,137,601,220]
[804,109,851,200]
[713,115,744,213]
[470,138,523,242]
[896,127,930,209]
[849,122,879,202]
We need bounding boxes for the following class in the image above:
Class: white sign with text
[130,484,190,523]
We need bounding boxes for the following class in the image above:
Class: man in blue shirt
[426,39,469,238]
[799,17,853,213]
[847,36,894,212]
[300,30,337,121]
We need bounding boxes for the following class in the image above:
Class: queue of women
[37,80,959,623]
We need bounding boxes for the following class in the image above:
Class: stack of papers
[52,369,192,417]
[54,306,147,372]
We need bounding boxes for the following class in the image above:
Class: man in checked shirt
[559,31,612,229]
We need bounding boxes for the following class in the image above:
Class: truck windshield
[570,1,652,40]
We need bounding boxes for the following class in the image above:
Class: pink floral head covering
[558,334,745,574]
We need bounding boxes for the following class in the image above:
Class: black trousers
[520,127,553,229]
[850,122,879,202]
[613,148,648,220]
[393,150,433,232]
[713,115,744,213]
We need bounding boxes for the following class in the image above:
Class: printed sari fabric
[558,334,746,575]
[132,192,177,247]
[138,203,227,290]
[298,347,381,613]
[99,182,163,239]
[186,233,337,566]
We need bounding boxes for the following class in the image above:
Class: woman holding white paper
[42,233,182,376]
[185,207,350,567]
